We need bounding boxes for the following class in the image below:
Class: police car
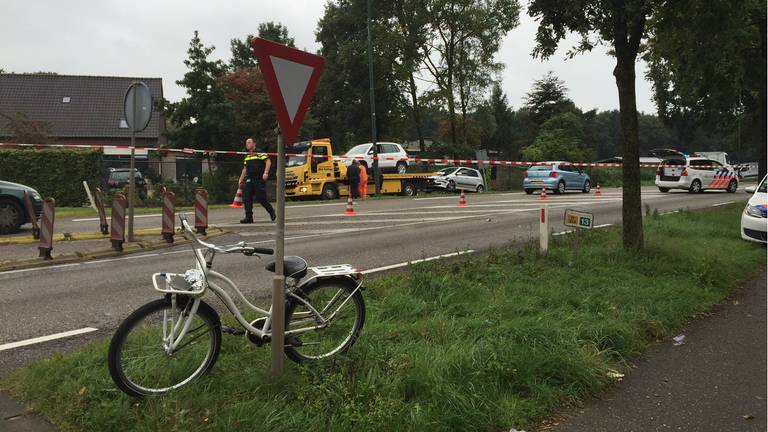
[741,175,767,243]
[652,149,738,193]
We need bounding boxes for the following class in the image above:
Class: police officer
[238,137,276,223]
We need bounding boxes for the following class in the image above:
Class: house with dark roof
[0,73,195,180]
[0,73,166,147]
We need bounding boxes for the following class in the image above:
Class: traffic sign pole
[271,132,286,376]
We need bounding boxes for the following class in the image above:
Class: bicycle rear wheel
[284,280,365,363]
[108,297,221,397]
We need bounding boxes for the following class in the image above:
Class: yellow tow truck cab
[284,139,434,200]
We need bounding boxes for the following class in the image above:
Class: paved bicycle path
[540,268,767,432]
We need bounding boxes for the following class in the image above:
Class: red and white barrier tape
[0,142,752,170]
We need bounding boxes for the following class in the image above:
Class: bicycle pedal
[221,325,245,336]
[284,335,303,347]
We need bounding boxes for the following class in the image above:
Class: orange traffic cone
[343,194,356,215]
[595,184,602,197]
[538,187,547,201]
[230,187,244,208]
[458,189,467,207]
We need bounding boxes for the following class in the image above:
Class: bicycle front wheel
[285,280,365,363]
[108,297,221,397]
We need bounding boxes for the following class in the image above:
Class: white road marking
[594,223,613,228]
[659,210,680,216]
[362,250,475,274]
[552,230,574,236]
[72,213,160,222]
[0,262,81,275]
[0,327,99,352]
[711,201,734,207]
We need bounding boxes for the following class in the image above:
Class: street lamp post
[367,0,380,194]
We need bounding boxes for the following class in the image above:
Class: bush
[0,148,103,206]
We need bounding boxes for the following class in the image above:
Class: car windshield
[759,178,767,193]
[346,144,370,156]
[437,167,458,175]
[528,165,552,171]
[286,150,307,167]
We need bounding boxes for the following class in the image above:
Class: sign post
[251,38,325,377]
[564,209,594,256]
[123,82,153,242]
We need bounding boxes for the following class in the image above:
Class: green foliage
[0,149,102,206]
[644,0,766,174]
[523,112,591,161]
[2,205,763,431]
[523,72,578,126]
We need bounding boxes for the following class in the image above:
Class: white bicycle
[107,215,365,397]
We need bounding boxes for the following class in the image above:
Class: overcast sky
[1,0,656,113]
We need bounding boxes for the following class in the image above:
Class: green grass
[55,205,233,219]
[2,204,764,431]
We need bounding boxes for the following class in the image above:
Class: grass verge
[2,204,764,431]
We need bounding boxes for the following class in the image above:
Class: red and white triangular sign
[251,38,325,146]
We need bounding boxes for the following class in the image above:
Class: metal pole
[127,85,137,242]
[367,0,380,194]
[271,132,286,376]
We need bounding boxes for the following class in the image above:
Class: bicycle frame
[152,227,362,352]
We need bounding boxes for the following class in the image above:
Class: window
[345,144,370,156]
[529,165,552,171]
[437,167,458,176]
[558,165,572,172]
[384,144,400,153]
[62,97,71,103]
[465,169,479,177]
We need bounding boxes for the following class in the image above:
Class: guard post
[38,197,55,260]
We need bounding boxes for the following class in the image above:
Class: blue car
[523,162,592,194]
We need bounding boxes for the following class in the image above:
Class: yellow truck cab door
[310,144,334,178]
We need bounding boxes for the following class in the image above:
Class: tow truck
[284,139,434,200]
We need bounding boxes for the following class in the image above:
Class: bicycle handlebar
[179,214,273,256]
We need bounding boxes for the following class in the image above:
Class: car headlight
[744,204,767,218]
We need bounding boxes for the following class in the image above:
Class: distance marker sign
[564,209,594,229]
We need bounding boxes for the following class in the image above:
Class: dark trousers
[349,180,360,198]
[243,178,274,220]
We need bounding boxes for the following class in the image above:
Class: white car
[652,149,738,193]
[430,167,486,193]
[344,142,409,174]
[741,175,767,243]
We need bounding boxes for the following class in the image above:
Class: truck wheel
[401,182,416,196]
[321,184,338,200]
[0,199,24,234]
[396,162,407,174]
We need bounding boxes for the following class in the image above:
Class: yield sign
[251,38,325,146]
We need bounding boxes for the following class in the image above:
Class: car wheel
[658,187,670,193]
[396,162,407,174]
[688,179,702,193]
[726,180,737,193]
[321,184,338,200]
[0,199,24,234]
[582,180,591,193]
[476,185,485,193]
[555,181,566,194]
[524,189,533,195]
[401,182,417,196]
[447,180,456,192]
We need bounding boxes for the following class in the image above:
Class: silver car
[430,167,485,192]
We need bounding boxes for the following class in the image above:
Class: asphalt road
[0,187,751,374]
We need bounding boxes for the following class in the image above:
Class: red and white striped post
[94,188,109,234]
[162,189,176,243]
[194,188,208,235]
[110,194,127,251]
[23,191,40,240]
[38,197,55,260]
[539,201,549,255]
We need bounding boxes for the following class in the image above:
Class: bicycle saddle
[265,256,308,279]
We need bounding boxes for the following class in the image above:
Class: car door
[559,165,575,189]
[692,160,715,188]
[454,168,471,189]
[707,160,727,189]
[464,168,482,190]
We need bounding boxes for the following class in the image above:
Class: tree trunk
[614,57,644,251]
[408,73,426,153]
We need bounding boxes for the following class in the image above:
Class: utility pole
[367,0,380,194]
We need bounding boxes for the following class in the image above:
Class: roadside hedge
[0,148,104,206]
